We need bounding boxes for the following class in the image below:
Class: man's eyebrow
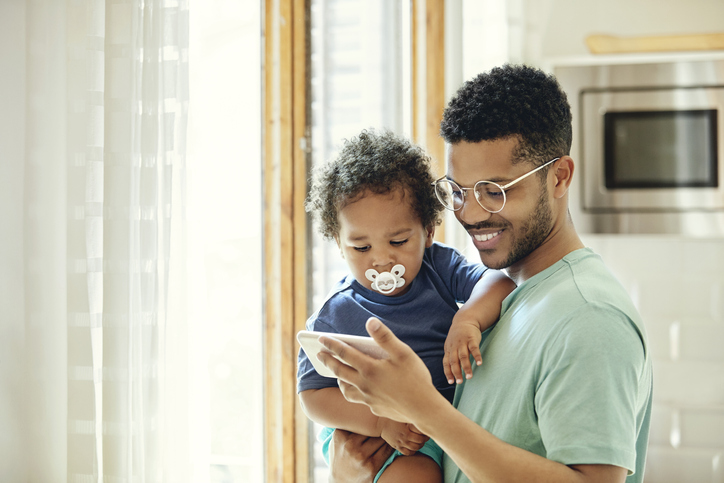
[486,176,513,184]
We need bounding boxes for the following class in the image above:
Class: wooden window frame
[413,0,446,242]
[262,0,446,481]
[263,0,311,481]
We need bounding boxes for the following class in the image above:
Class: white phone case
[297,330,389,378]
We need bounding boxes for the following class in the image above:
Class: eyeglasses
[432,157,560,213]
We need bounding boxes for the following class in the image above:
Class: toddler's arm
[300,387,429,455]
[443,270,516,384]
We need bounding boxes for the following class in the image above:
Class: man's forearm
[412,394,626,483]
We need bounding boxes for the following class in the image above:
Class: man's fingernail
[368,318,380,331]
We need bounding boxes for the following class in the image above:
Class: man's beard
[484,189,553,270]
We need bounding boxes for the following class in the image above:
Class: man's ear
[425,225,436,247]
[552,156,574,199]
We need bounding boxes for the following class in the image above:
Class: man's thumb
[366,317,397,349]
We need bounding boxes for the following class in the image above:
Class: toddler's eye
[353,246,370,252]
[391,239,408,247]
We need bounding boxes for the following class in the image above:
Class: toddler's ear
[425,225,435,247]
[334,236,344,259]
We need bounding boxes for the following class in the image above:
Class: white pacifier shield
[365,264,406,294]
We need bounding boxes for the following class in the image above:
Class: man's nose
[456,198,493,226]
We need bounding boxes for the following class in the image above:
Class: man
[318,64,653,482]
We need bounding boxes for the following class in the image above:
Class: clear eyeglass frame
[432,157,560,213]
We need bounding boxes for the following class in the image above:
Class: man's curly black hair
[306,129,443,240]
[440,64,572,167]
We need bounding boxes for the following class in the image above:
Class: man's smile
[468,228,506,252]
[473,230,502,242]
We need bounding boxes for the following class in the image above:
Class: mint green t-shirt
[443,248,653,482]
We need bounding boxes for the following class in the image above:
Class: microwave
[554,56,724,237]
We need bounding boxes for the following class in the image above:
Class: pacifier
[365,264,406,294]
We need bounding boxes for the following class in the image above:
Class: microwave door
[581,86,724,212]
[603,109,717,189]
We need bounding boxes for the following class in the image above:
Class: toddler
[297,129,515,482]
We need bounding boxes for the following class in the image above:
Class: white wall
[539,0,724,59]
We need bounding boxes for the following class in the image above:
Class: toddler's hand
[443,319,483,384]
[377,418,429,455]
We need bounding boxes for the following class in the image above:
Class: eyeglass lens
[434,180,506,213]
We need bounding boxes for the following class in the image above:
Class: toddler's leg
[376,453,442,483]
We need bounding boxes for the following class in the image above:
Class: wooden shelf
[586,33,724,54]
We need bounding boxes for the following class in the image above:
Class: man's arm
[414,390,627,483]
[319,318,628,483]
[443,270,516,383]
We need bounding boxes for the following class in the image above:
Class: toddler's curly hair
[306,129,443,240]
[440,64,572,166]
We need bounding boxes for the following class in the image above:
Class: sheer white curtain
[0,1,194,481]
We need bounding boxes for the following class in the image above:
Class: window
[308,0,411,479]
[188,1,263,481]
[309,0,410,321]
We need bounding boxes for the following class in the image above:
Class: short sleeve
[535,304,647,473]
[426,243,487,303]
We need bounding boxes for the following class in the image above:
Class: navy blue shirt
[297,242,487,403]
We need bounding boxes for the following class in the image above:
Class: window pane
[188,1,263,482]
[309,0,409,480]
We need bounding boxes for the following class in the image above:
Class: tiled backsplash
[582,235,724,483]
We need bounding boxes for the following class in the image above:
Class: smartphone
[297,330,390,378]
